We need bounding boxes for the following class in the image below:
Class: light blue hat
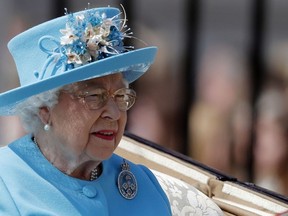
[0,6,157,115]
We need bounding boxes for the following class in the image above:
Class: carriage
[117,132,288,216]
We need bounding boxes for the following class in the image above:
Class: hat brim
[0,46,157,115]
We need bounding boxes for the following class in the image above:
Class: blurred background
[1,0,288,196]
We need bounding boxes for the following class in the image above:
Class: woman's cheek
[116,114,127,142]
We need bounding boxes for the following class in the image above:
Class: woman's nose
[101,98,122,120]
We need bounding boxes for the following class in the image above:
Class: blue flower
[72,40,87,55]
[59,7,132,67]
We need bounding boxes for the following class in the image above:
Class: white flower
[60,25,78,45]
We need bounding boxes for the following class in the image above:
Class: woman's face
[48,73,128,163]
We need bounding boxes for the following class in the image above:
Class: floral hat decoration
[0,5,157,115]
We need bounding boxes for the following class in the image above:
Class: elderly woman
[0,6,172,215]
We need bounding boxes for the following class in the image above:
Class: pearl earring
[44,124,51,131]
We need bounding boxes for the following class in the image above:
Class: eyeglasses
[73,88,136,111]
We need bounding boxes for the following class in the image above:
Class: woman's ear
[38,107,50,125]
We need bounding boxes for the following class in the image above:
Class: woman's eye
[90,94,101,97]
[115,94,125,100]
[86,94,105,102]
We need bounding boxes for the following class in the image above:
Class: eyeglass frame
[69,87,137,111]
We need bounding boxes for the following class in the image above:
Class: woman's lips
[94,130,116,141]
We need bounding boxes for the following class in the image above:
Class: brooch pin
[117,159,138,199]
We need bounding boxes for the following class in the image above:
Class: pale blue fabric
[0,135,172,215]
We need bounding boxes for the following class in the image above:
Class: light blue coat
[0,135,172,215]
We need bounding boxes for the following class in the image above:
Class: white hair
[15,87,62,133]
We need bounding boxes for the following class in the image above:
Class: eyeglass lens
[82,88,136,111]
